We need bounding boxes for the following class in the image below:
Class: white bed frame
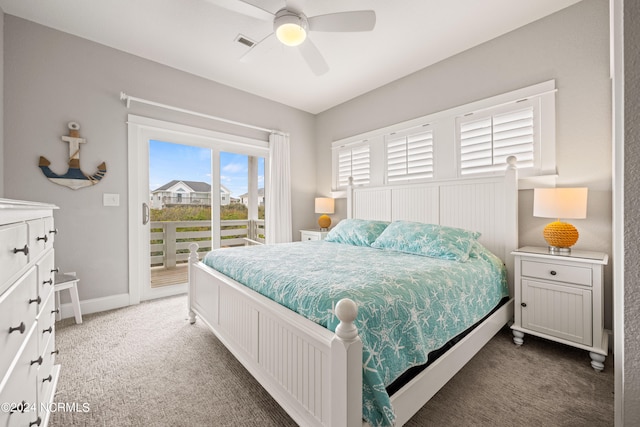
[187,159,518,426]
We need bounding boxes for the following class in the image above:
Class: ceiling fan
[207,0,376,75]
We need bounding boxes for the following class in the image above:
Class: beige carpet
[50,295,613,427]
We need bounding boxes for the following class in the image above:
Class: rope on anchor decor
[38,122,107,190]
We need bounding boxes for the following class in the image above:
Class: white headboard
[347,159,518,297]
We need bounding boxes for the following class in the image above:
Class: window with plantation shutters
[386,129,434,183]
[332,81,555,189]
[337,144,370,188]
[458,106,536,175]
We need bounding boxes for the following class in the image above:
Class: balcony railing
[150,219,265,268]
[160,196,212,206]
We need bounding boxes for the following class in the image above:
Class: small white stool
[54,272,83,324]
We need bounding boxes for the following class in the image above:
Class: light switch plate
[103,193,120,207]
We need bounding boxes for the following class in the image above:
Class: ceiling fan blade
[308,10,376,32]
[205,0,277,21]
[298,38,329,76]
[239,32,277,63]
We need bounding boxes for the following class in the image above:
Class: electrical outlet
[103,193,120,207]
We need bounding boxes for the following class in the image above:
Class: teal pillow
[325,219,390,247]
[371,221,480,262]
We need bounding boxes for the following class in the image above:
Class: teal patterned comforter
[202,241,508,426]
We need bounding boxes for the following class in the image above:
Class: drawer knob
[29,296,42,305]
[13,244,29,256]
[42,375,52,383]
[43,279,53,286]
[9,322,26,334]
[550,270,557,276]
[49,228,58,235]
[52,308,60,314]
[521,302,527,307]
[29,416,42,426]
[51,349,59,355]
[43,326,53,334]
[37,234,48,243]
[31,356,43,366]
[51,267,60,273]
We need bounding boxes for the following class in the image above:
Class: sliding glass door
[127,116,269,303]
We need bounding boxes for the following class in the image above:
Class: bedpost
[504,156,519,298]
[331,298,362,427]
[187,243,199,324]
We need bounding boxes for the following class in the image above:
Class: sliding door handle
[142,203,150,225]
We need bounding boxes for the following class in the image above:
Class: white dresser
[0,199,60,427]
[511,246,609,371]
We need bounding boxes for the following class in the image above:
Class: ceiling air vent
[235,35,256,48]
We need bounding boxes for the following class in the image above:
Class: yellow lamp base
[318,214,331,230]
[543,220,579,252]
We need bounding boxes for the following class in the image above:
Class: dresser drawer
[0,223,29,294]
[38,292,56,357]
[0,326,39,427]
[27,219,49,262]
[521,259,592,286]
[43,216,56,250]
[37,328,57,412]
[0,267,38,383]
[37,249,55,304]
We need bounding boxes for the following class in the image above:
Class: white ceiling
[0,0,583,114]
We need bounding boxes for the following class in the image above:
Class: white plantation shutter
[459,106,535,175]
[386,129,434,183]
[337,144,370,188]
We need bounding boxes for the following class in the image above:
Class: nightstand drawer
[521,260,592,286]
[301,232,320,241]
[300,230,329,241]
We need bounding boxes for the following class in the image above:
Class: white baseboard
[57,293,130,321]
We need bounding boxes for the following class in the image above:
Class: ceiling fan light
[274,10,308,47]
[276,23,307,46]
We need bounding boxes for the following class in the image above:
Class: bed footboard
[187,244,363,427]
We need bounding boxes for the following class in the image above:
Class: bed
[187,158,518,426]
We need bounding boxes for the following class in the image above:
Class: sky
[149,140,264,198]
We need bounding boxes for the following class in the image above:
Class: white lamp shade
[533,188,588,219]
[315,197,335,214]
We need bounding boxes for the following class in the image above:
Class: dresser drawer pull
[9,322,26,334]
[37,234,48,243]
[49,228,58,235]
[51,349,59,355]
[43,279,53,286]
[42,375,52,383]
[29,416,42,427]
[521,302,527,307]
[52,308,60,314]
[42,326,53,334]
[51,267,60,273]
[31,356,43,366]
[29,296,42,305]
[13,244,29,256]
[550,270,557,276]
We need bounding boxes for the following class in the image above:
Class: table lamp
[533,187,588,253]
[315,197,334,230]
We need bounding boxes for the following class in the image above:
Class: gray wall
[0,7,4,196]
[316,0,613,328]
[624,0,640,421]
[3,15,316,302]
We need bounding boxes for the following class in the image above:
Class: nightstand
[300,229,330,241]
[511,246,609,371]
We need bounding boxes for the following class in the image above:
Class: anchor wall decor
[38,122,107,190]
